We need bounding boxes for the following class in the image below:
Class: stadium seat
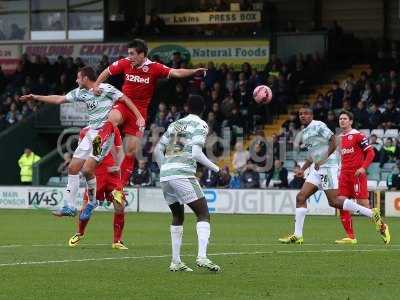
[367,162,380,175]
[259,172,266,188]
[380,172,391,181]
[383,163,396,171]
[283,160,296,171]
[371,129,384,138]
[368,172,380,181]
[384,129,399,138]
[47,176,63,186]
[367,180,378,189]
[378,181,388,189]
[359,129,370,137]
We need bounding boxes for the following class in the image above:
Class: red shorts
[113,102,146,137]
[338,171,369,199]
[95,171,123,202]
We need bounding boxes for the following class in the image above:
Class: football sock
[65,174,79,208]
[339,210,355,239]
[121,155,135,187]
[343,199,373,218]
[294,207,308,238]
[170,225,183,264]
[113,212,125,243]
[98,121,114,144]
[86,177,97,205]
[78,218,89,235]
[196,221,210,258]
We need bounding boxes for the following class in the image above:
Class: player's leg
[334,170,356,243]
[161,181,193,272]
[278,181,317,244]
[79,157,99,221]
[52,157,84,217]
[109,173,128,250]
[93,109,123,155]
[327,190,390,244]
[120,134,141,186]
[182,178,220,272]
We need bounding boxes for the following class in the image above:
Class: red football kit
[338,129,375,199]
[108,57,171,136]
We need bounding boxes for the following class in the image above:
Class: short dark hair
[299,103,313,114]
[78,66,96,81]
[339,110,354,120]
[187,94,205,115]
[127,39,148,56]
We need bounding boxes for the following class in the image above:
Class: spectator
[217,166,231,188]
[168,51,183,69]
[289,165,305,189]
[360,82,373,103]
[212,0,229,11]
[130,160,152,187]
[232,141,249,172]
[6,103,22,125]
[368,103,383,129]
[379,138,397,166]
[369,134,382,162]
[352,100,370,129]
[200,168,219,188]
[328,80,344,110]
[382,98,400,129]
[266,159,288,188]
[57,153,72,177]
[387,161,400,190]
[240,163,260,188]
[326,110,338,133]
[18,148,41,185]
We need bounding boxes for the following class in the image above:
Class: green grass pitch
[0,209,399,300]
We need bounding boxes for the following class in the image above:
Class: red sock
[121,155,135,186]
[98,121,114,143]
[340,210,355,239]
[113,212,125,243]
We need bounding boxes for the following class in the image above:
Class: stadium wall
[0,187,335,215]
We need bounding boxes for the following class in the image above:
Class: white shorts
[73,128,114,162]
[305,165,338,190]
[160,178,205,206]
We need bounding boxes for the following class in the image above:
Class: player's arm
[191,124,219,172]
[299,159,312,177]
[19,94,66,105]
[169,68,207,79]
[117,95,145,127]
[94,68,110,87]
[192,145,220,172]
[153,129,170,168]
[355,136,375,176]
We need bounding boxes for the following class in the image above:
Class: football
[253,85,273,103]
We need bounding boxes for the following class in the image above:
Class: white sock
[196,221,210,259]
[343,199,372,218]
[170,225,183,264]
[86,178,97,205]
[65,174,79,208]
[294,207,308,238]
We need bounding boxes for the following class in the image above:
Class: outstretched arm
[192,144,220,172]
[169,68,207,79]
[19,94,66,105]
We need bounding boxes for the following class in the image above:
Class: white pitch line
[1,242,400,249]
[0,248,399,268]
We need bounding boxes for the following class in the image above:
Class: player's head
[76,66,96,88]
[127,39,148,66]
[339,110,353,131]
[298,104,313,125]
[187,94,205,116]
